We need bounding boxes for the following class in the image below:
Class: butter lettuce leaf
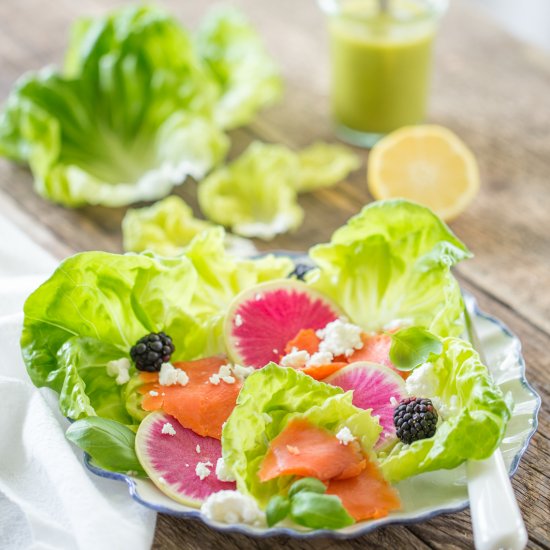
[198,142,303,240]
[22,231,293,424]
[223,363,381,506]
[380,338,512,482]
[179,228,294,356]
[296,142,361,193]
[196,8,282,130]
[307,200,471,336]
[122,195,256,257]
[21,251,198,424]
[0,6,232,207]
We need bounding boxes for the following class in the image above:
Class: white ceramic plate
[84,287,541,539]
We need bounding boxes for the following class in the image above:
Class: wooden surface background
[0,0,549,548]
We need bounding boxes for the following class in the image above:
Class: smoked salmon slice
[283,329,406,381]
[282,329,347,380]
[326,460,401,521]
[258,418,366,482]
[139,356,241,439]
[284,329,321,355]
[301,362,348,380]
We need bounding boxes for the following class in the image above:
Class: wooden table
[1,0,548,548]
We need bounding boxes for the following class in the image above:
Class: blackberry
[130,332,175,372]
[290,263,314,281]
[393,397,438,445]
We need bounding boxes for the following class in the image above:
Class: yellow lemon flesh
[367,125,480,221]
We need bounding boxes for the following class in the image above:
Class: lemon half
[368,125,480,221]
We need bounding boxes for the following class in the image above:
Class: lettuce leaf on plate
[196,8,282,130]
[379,338,512,482]
[179,228,294,357]
[21,233,293,424]
[122,195,256,257]
[21,251,198,424]
[223,363,381,506]
[307,200,472,337]
[198,141,303,240]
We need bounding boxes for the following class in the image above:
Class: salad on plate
[21,199,513,532]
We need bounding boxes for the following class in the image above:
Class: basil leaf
[389,327,443,371]
[290,492,354,530]
[288,477,327,499]
[66,417,146,476]
[266,495,291,527]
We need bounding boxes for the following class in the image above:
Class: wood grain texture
[0,0,548,548]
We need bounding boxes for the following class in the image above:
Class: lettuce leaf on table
[307,200,472,337]
[197,140,361,239]
[0,6,281,207]
[198,141,303,240]
[296,142,361,193]
[21,232,293,425]
[379,338,512,482]
[196,8,282,130]
[222,363,381,506]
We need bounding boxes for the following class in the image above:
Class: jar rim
[318,0,449,21]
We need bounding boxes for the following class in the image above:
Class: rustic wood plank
[0,0,548,549]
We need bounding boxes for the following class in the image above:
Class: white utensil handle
[467,450,527,550]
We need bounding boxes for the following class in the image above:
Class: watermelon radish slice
[224,280,343,369]
[325,362,407,448]
[135,411,235,507]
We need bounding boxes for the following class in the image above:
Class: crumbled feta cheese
[307,351,334,367]
[232,364,255,381]
[272,348,279,355]
[286,445,300,455]
[159,362,189,386]
[218,365,235,384]
[185,463,189,467]
[158,477,167,484]
[149,390,159,397]
[280,349,310,369]
[209,363,250,385]
[234,314,243,327]
[389,396,399,407]
[196,445,201,454]
[195,460,213,480]
[218,364,232,378]
[106,358,131,385]
[216,458,236,482]
[336,426,356,445]
[255,293,263,301]
[316,319,364,357]
[161,422,176,436]
[405,362,439,397]
[201,490,265,526]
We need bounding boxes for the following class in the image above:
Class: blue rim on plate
[82,257,541,539]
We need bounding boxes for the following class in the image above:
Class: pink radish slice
[224,280,343,369]
[325,362,407,448]
[135,412,235,507]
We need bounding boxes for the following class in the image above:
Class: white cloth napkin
[0,215,156,550]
